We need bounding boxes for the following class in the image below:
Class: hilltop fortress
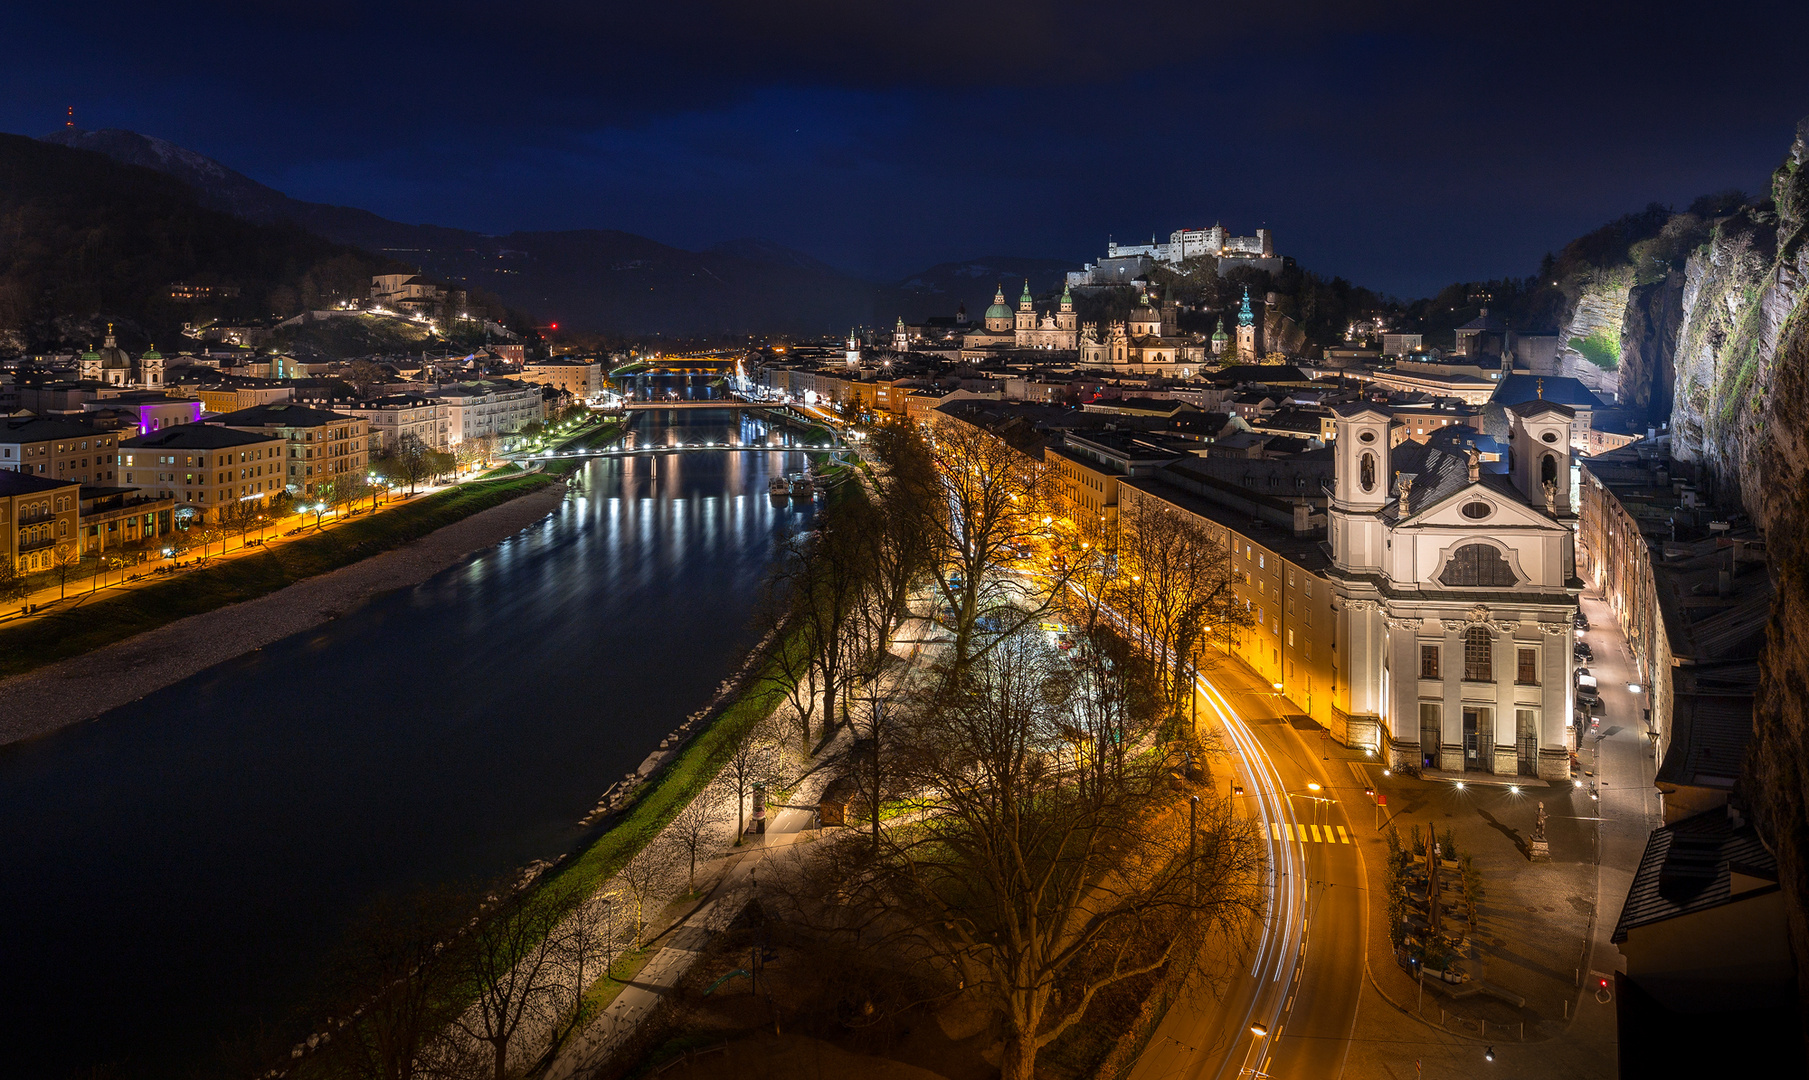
[1069,223,1284,286]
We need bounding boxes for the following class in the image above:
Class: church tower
[1056,282,1077,334]
[1235,287,1258,362]
[1210,317,1229,356]
[845,329,861,366]
[1014,279,1037,341]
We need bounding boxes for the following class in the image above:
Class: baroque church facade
[1076,289,1212,376]
[956,280,1079,352]
[1326,400,1579,782]
[77,326,166,388]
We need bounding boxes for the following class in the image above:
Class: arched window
[1359,452,1376,493]
[1439,544,1517,587]
[1540,453,1557,486]
[1464,626,1493,681]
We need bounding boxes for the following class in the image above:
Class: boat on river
[789,473,817,498]
[768,474,791,498]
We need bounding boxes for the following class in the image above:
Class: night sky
[5,1,1808,296]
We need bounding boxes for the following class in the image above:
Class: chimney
[1293,501,1311,536]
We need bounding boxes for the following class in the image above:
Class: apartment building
[426,381,543,445]
[1,470,82,573]
[0,417,124,485]
[519,359,605,401]
[119,426,286,522]
[211,404,370,498]
[331,394,448,452]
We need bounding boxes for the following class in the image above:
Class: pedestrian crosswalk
[1268,821,1352,844]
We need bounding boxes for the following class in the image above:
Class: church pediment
[1405,483,1558,532]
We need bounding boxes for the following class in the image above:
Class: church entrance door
[1462,707,1493,772]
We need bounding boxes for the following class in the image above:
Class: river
[0,409,819,1079]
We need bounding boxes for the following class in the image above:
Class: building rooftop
[210,403,357,427]
[0,416,112,442]
[1122,470,1331,571]
[1495,374,1602,409]
[0,470,79,496]
[122,425,282,450]
[1612,808,1777,944]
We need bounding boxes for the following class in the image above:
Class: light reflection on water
[0,409,816,1079]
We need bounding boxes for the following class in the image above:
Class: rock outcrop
[1558,269,1634,399]
[1618,268,1684,419]
[1739,117,1809,1002]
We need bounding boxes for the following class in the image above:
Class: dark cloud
[3,0,1808,294]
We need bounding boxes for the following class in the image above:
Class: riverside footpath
[1337,591,1658,1078]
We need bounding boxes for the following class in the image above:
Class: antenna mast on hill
[65,106,75,128]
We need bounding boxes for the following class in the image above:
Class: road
[1130,653,1366,1080]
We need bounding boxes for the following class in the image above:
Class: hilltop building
[1068,224,1285,286]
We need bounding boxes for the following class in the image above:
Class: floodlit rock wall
[1558,269,1633,399]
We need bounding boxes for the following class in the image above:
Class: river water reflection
[0,409,817,1078]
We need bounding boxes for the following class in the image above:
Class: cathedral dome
[984,301,1012,320]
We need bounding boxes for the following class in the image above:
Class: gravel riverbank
[0,482,571,747]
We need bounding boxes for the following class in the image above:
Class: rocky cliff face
[1670,207,1785,510]
[1741,118,1809,997]
[1618,268,1684,418]
[1558,269,1634,399]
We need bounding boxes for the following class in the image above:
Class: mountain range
[37,128,1078,338]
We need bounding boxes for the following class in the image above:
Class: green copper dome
[1211,317,1229,341]
[1019,279,1033,305]
[984,283,1012,321]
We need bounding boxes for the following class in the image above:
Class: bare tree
[829,629,1263,1080]
[615,843,669,949]
[774,510,869,738]
[50,542,82,598]
[448,888,574,1080]
[668,793,724,896]
[751,587,822,752]
[0,556,25,603]
[920,413,1064,663]
[722,713,782,843]
[317,888,466,1080]
[1112,495,1249,715]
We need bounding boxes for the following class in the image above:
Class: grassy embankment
[0,471,560,682]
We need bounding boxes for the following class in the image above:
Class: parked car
[1574,642,1594,662]
[1574,612,1590,631]
[1577,689,1602,710]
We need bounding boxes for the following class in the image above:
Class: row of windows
[1420,630,1540,684]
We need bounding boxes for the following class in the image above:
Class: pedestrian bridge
[616,400,780,410]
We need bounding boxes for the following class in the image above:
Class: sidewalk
[545,759,845,1079]
[1338,590,1657,1078]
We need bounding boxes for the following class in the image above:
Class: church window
[1517,648,1539,685]
[1462,501,1492,519]
[1540,454,1557,487]
[1463,627,1492,682]
[1421,645,1440,679]
[1439,544,1517,588]
[1359,452,1376,492]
